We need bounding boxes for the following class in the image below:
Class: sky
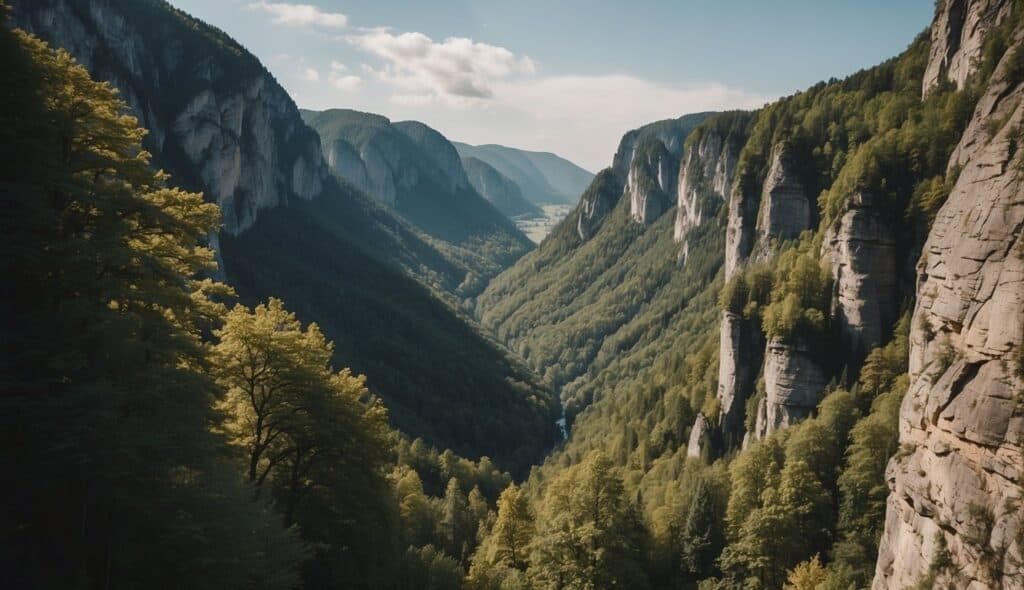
[169,0,935,172]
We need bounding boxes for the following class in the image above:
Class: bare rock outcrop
[12,0,328,234]
[922,0,1013,97]
[687,413,714,460]
[873,18,1024,588]
[577,169,623,240]
[823,192,900,367]
[753,338,828,441]
[755,142,812,256]
[726,142,811,278]
[627,138,678,225]
[675,128,738,242]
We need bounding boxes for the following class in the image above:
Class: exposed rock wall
[753,338,828,441]
[675,128,738,242]
[627,139,678,225]
[873,15,1024,588]
[12,0,327,234]
[725,181,758,279]
[823,192,900,367]
[755,142,812,257]
[716,311,765,450]
[577,169,623,240]
[922,0,1013,96]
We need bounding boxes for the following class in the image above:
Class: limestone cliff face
[675,128,738,243]
[752,338,829,441]
[922,0,1013,96]
[823,192,900,367]
[577,169,622,240]
[725,142,811,278]
[873,13,1024,588]
[12,0,327,235]
[627,138,678,225]
[716,311,765,450]
[755,142,813,256]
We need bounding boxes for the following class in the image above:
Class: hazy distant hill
[454,142,594,205]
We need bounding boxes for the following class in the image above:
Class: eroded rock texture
[627,138,678,225]
[752,338,828,441]
[873,13,1024,587]
[12,0,327,234]
[922,0,1013,96]
[675,128,738,243]
[823,192,900,368]
[755,142,813,258]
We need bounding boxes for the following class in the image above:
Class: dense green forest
[4,0,1023,588]
[0,18,540,588]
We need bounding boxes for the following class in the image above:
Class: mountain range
[7,0,1024,588]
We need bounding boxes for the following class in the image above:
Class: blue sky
[169,0,935,171]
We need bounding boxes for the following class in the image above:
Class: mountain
[453,141,594,205]
[11,0,558,471]
[461,156,542,218]
[301,108,533,270]
[476,1,1024,586]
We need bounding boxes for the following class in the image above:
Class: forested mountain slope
[453,141,594,206]
[301,108,533,269]
[471,1,1024,587]
[461,156,543,219]
[10,0,558,471]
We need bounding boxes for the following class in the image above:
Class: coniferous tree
[0,21,302,589]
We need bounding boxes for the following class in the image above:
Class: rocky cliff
[11,0,327,235]
[627,138,678,225]
[922,0,1014,96]
[874,2,1024,585]
[823,191,900,367]
[462,156,542,219]
[302,108,532,261]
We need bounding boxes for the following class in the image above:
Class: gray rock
[823,192,900,367]
[755,142,812,255]
[686,413,713,460]
[874,13,1024,587]
[716,311,764,450]
[12,0,328,235]
[922,0,1014,97]
[627,138,678,225]
[753,338,828,440]
[675,128,737,243]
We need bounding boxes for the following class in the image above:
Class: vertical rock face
[873,18,1024,588]
[725,142,811,278]
[627,138,678,225]
[716,311,765,450]
[724,179,758,279]
[823,192,900,366]
[12,0,328,235]
[325,139,375,201]
[577,169,624,240]
[687,413,713,460]
[753,338,828,440]
[756,142,812,253]
[675,128,738,242]
[922,0,1013,97]
[462,156,541,219]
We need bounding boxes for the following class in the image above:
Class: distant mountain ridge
[461,156,542,218]
[453,141,594,206]
[301,108,533,270]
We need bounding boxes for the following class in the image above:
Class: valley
[3,0,1023,589]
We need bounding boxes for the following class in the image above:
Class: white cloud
[347,31,535,101]
[331,75,363,91]
[299,67,320,81]
[248,1,348,28]
[330,61,348,72]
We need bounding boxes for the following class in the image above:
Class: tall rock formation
[922,0,1014,96]
[753,338,829,440]
[823,191,900,367]
[874,2,1024,586]
[462,156,542,219]
[11,0,327,235]
[755,142,814,257]
[576,169,622,240]
[675,126,740,242]
[627,138,678,225]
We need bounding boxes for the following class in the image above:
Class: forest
[3,0,1024,588]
